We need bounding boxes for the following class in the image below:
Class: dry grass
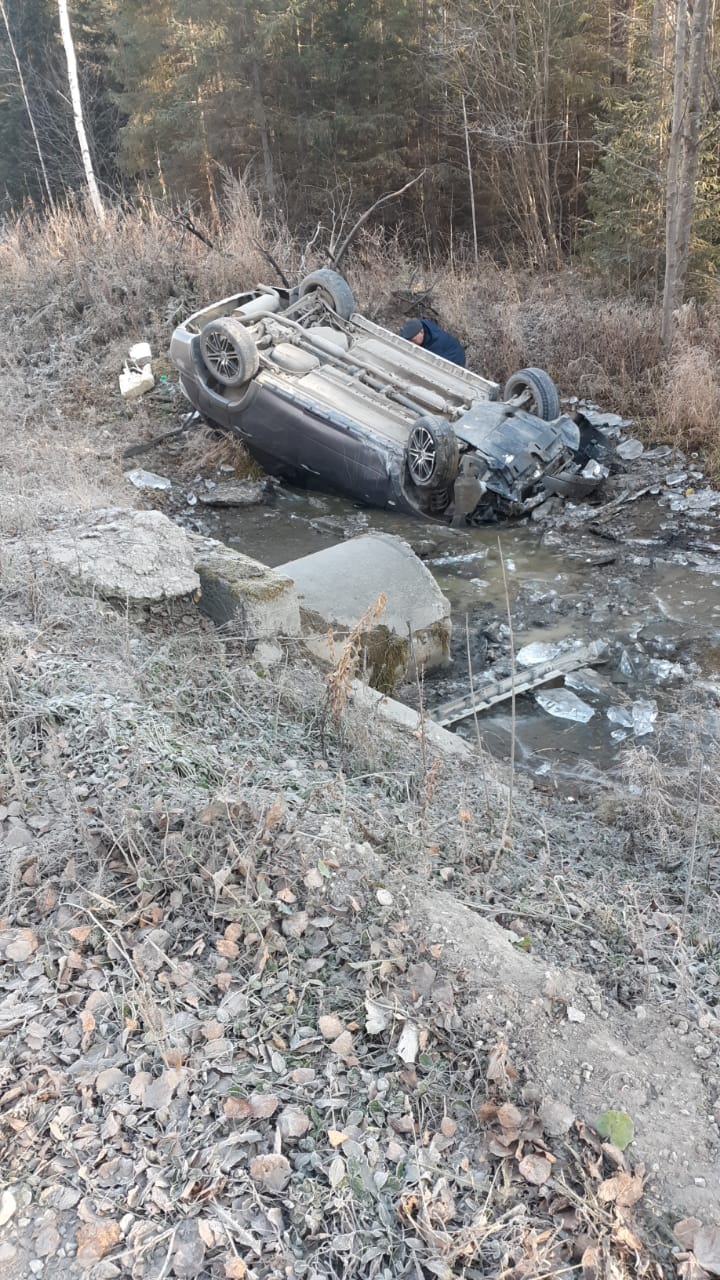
[173,424,262,481]
[353,249,720,473]
[655,347,720,465]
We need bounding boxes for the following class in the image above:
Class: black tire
[503,367,560,421]
[406,416,460,490]
[298,269,355,320]
[200,317,259,387]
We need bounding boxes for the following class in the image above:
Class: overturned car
[170,270,607,522]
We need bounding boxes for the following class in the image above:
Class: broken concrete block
[42,508,199,603]
[277,532,451,691]
[350,680,471,758]
[188,534,300,640]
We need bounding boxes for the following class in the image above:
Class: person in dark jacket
[399,318,466,368]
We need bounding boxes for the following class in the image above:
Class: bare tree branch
[253,239,290,286]
[328,170,426,269]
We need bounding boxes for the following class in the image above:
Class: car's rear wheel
[406,416,460,489]
[200,317,260,387]
[503,367,560,421]
[298,269,355,320]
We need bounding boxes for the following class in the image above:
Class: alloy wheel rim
[408,425,437,484]
[204,331,240,379]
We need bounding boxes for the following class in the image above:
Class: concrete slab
[188,534,300,640]
[278,532,451,690]
[349,680,471,758]
[42,508,199,603]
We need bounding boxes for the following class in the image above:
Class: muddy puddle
[191,458,720,790]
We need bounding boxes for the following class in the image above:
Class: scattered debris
[120,341,155,398]
[124,468,172,492]
[535,687,595,723]
[198,480,273,507]
[607,699,658,736]
[616,438,645,461]
[432,641,606,727]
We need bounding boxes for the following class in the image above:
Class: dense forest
[1,0,720,307]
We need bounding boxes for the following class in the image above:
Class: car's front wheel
[298,269,355,320]
[503,367,560,421]
[199,317,260,387]
[406,416,460,489]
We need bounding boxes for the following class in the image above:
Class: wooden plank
[431,643,606,728]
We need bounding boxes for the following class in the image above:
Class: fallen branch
[121,414,201,460]
[580,486,651,524]
[253,239,291,287]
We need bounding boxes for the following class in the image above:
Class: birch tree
[57,0,105,221]
[661,0,710,347]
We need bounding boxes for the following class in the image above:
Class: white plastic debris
[535,689,595,723]
[124,469,172,492]
[119,364,155,399]
[128,341,152,366]
[396,1022,420,1065]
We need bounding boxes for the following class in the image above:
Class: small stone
[29,1263,44,1275]
[0,1244,17,1264]
[3,825,32,850]
[0,1189,17,1228]
[694,1176,707,1187]
[376,889,393,907]
[539,1098,575,1137]
[34,1226,61,1257]
[694,1045,712,1060]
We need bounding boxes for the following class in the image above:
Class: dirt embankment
[1,202,719,1278]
